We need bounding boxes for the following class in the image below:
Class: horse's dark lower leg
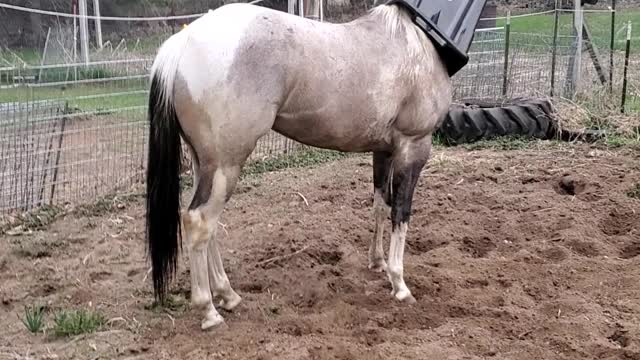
[370,151,392,272]
[387,141,431,303]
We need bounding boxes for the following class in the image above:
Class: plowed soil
[1,142,639,360]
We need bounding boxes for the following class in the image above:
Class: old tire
[437,98,557,145]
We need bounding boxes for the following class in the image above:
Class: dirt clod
[555,175,587,195]
[608,326,630,348]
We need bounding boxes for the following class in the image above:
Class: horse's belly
[272,111,392,153]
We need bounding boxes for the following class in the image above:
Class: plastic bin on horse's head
[386,0,488,77]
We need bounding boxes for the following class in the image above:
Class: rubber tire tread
[438,99,555,145]
[521,103,552,138]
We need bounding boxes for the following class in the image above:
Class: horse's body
[146,2,452,330]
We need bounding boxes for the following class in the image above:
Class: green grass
[52,308,106,337]
[0,83,148,113]
[0,48,42,66]
[494,9,640,53]
[0,56,148,114]
[459,135,543,151]
[22,305,106,337]
[241,147,352,178]
[624,96,640,113]
[21,304,46,334]
[602,134,640,148]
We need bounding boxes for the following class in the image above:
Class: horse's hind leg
[182,208,222,329]
[208,238,242,311]
[182,164,242,329]
[386,138,432,304]
[369,151,392,272]
[206,168,242,311]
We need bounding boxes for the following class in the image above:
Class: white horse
[146,2,452,330]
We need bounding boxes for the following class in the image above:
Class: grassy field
[0,83,148,113]
[495,9,640,53]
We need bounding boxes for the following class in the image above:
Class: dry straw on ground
[554,96,640,138]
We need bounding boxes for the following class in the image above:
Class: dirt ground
[1,142,639,360]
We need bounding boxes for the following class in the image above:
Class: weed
[52,308,106,337]
[180,173,194,190]
[12,236,66,259]
[1,205,63,235]
[145,294,189,314]
[627,184,640,199]
[601,135,640,149]
[21,304,46,334]
[432,131,447,147]
[73,193,142,217]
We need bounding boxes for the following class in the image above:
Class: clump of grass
[12,236,66,259]
[52,308,106,337]
[1,205,63,235]
[180,173,194,190]
[21,304,46,334]
[145,294,189,314]
[601,134,640,149]
[627,183,640,199]
[73,193,142,217]
[432,131,447,147]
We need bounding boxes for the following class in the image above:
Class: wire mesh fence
[0,61,149,213]
[1,2,639,216]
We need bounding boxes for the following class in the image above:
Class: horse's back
[179,3,271,73]
[172,4,289,107]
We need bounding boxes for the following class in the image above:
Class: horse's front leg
[386,139,431,304]
[369,151,392,272]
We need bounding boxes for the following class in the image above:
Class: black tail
[146,73,183,303]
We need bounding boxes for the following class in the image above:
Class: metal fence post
[94,0,103,49]
[621,21,632,113]
[609,0,616,93]
[571,0,584,98]
[502,11,511,97]
[550,1,560,97]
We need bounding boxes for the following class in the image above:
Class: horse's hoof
[392,289,416,304]
[219,292,242,311]
[201,313,226,331]
[368,260,387,273]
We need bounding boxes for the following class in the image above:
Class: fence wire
[1,3,639,216]
[0,60,149,213]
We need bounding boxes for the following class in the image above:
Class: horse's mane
[368,4,412,38]
[366,4,438,77]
